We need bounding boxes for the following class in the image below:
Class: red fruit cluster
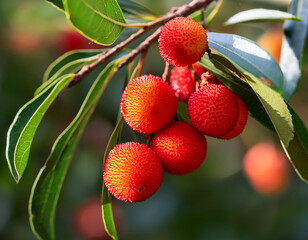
[103,17,250,203]
[243,143,290,195]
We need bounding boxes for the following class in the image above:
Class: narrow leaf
[102,117,124,240]
[46,0,64,11]
[280,0,308,100]
[191,0,223,26]
[29,61,118,240]
[243,72,294,147]
[43,50,103,82]
[282,105,308,182]
[6,74,74,182]
[207,32,284,91]
[225,8,301,25]
[63,0,126,45]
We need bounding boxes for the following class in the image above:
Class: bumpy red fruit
[221,96,248,140]
[187,84,240,138]
[151,121,207,175]
[243,143,289,195]
[158,17,208,67]
[103,142,163,202]
[120,75,178,134]
[170,67,196,103]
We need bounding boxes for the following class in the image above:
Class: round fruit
[221,96,248,140]
[170,66,196,103]
[158,17,208,67]
[151,121,207,175]
[243,143,289,195]
[187,84,240,138]
[120,75,178,134]
[103,142,163,202]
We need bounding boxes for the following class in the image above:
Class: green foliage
[46,0,64,11]
[29,60,119,240]
[6,74,74,182]
[43,50,103,83]
[63,0,126,45]
[225,8,301,25]
[35,50,103,96]
[101,117,124,240]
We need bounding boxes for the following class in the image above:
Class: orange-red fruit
[120,75,178,134]
[243,143,290,195]
[170,67,196,103]
[103,142,163,202]
[221,96,248,140]
[158,17,208,67]
[151,121,207,175]
[187,84,240,138]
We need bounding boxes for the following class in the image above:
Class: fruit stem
[146,134,153,147]
[162,62,171,83]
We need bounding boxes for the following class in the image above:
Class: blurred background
[0,0,308,239]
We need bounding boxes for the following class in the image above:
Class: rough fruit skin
[243,143,289,195]
[158,17,208,67]
[170,67,196,103]
[187,84,240,138]
[120,75,178,134]
[151,121,207,175]
[221,96,248,140]
[103,142,163,203]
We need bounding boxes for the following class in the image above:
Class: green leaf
[117,0,160,21]
[243,72,294,147]
[63,0,126,46]
[46,0,64,11]
[191,0,223,26]
[282,105,308,182]
[29,61,118,240]
[43,50,103,83]
[199,54,308,182]
[102,117,124,240]
[225,8,301,25]
[35,51,102,96]
[6,74,74,183]
[207,32,284,91]
[280,0,308,100]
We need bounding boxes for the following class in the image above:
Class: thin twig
[162,62,171,83]
[68,0,214,88]
[116,27,162,71]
